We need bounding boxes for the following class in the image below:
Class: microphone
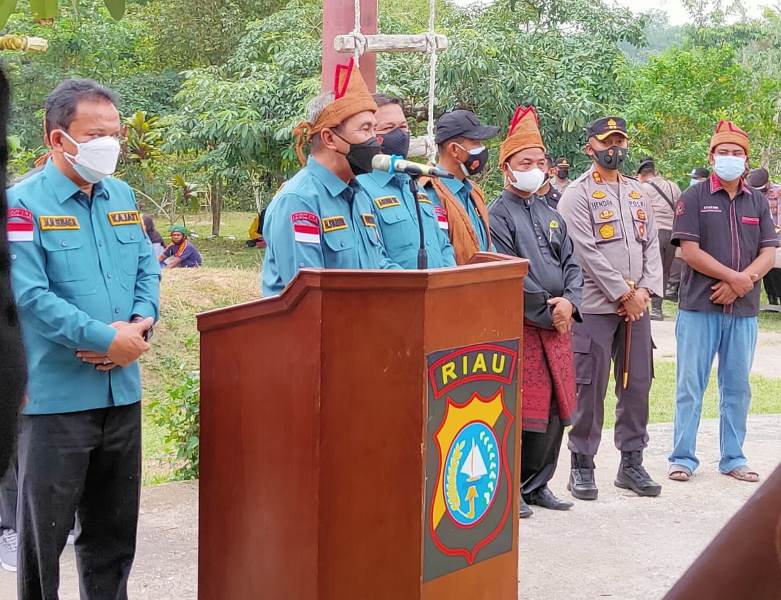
[371,154,454,179]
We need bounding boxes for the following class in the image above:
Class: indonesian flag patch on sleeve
[434,206,449,230]
[291,211,321,244]
[7,208,34,242]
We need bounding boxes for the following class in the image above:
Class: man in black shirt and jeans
[668,120,778,484]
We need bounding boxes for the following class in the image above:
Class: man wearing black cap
[558,116,663,501]
[637,157,681,320]
[551,157,572,193]
[421,109,499,264]
[747,167,781,304]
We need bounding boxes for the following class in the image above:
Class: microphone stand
[407,174,428,269]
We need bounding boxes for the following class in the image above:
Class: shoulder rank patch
[374,195,401,210]
[599,223,615,240]
[629,190,642,200]
[592,171,603,184]
[322,215,348,232]
[417,193,432,204]
[108,210,141,226]
[362,213,377,227]
[599,209,614,220]
[7,208,34,242]
[39,215,79,231]
[675,200,686,216]
[592,191,607,200]
[635,208,647,221]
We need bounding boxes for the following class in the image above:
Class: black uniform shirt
[489,189,584,329]
[672,174,779,316]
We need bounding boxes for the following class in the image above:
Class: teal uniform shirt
[7,160,161,415]
[356,170,456,269]
[262,156,399,296]
[433,169,492,252]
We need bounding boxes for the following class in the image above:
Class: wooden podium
[197,255,528,600]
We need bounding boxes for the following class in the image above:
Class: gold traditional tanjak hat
[498,105,546,166]
[709,120,750,155]
[293,58,378,165]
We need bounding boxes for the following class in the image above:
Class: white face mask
[508,167,546,194]
[58,130,121,183]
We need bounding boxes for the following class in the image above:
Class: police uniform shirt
[557,166,663,314]
[489,190,583,329]
[433,169,491,252]
[262,156,399,296]
[543,184,561,209]
[357,169,456,269]
[7,159,161,415]
[672,174,779,316]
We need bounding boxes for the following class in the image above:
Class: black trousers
[17,403,141,600]
[521,402,564,497]
[0,457,16,532]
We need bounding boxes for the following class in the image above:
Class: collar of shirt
[42,159,108,203]
[501,188,538,209]
[365,168,409,190]
[307,156,350,198]
[709,172,751,195]
[437,166,472,199]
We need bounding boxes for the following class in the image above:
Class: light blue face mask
[713,155,746,182]
[689,178,700,188]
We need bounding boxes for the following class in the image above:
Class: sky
[614,0,770,25]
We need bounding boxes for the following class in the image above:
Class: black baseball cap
[637,156,656,174]
[586,116,628,141]
[435,110,499,145]
[747,167,769,189]
[689,167,710,179]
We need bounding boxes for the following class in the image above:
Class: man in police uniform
[7,79,160,598]
[356,94,455,269]
[551,157,572,193]
[558,116,663,500]
[262,60,398,296]
[537,153,562,209]
[422,110,499,264]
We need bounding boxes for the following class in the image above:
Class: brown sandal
[668,465,691,482]
[723,466,759,482]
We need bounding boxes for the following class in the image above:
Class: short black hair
[373,93,403,109]
[44,79,119,135]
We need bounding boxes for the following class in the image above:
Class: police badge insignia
[423,341,520,582]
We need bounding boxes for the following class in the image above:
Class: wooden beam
[334,33,448,54]
[322,0,377,92]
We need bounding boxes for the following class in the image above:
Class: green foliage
[148,358,200,480]
[0,0,125,27]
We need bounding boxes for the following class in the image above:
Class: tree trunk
[211,177,221,237]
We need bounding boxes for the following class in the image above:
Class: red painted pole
[321,0,377,93]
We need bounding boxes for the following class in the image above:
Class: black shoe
[519,497,534,519]
[615,451,662,497]
[649,310,664,321]
[650,298,664,321]
[525,486,573,511]
[568,453,598,501]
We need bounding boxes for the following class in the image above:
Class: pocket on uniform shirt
[376,206,413,249]
[591,209,624,245]
[113,226,143,287]
[40,231,93,294]
[322,227,356,252]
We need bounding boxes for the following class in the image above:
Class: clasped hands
[76,317,154,372]
[547,297,574,334]
[617,287,649,322]
[710,270,757,305]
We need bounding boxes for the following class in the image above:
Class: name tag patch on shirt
[7,208,34,242]
[700,205,722,214]
[39,215,79,231]
[742,216,760,225]
[374,196,401,210]
[417,193,432,204]
[435,206,449,230]
[322,216,348,232]
[107,210,141,226]
[362,213,377,227]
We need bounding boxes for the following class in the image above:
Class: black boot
[519,497,534,519]
[649,297,663,321]
[567,453,598,500]
[615,450,662,497]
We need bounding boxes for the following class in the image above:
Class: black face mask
[335,131,382,176]
[458,145,489,176]
[557,169,569,179]
[592,145,628,171]
[379,128,410,158]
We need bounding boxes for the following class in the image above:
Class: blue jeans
[669,310,757,473]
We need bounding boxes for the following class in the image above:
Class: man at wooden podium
[262,59,398,296]
[488,106,583,518]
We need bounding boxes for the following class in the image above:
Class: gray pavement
[0,415,778,599]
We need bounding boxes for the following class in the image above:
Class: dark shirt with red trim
[671,174,779,316]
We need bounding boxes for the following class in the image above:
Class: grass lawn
[140,212,781,483]
[663,294,781,333]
